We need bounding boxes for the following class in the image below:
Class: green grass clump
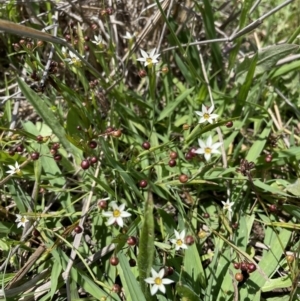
[0,0,300,300]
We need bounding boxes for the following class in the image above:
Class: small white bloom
[91,34,106,47]
[64,51,84,67]
[61,46,68,57]
[221,200,234,212]
[194,136,222,161]
[6,162,22,176]
[145,268,174,295]
[102,202,131,227]
[195,105,219,124]
[122,31,135,40]
[137,48,160,67]
[170,229,188,250]
[15,214,29,228]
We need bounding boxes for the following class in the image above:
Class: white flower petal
[140,49,148,58]
[145,278,155,284]
[161,278,174,284]
[157,283,166,294]
[120,211,131,218]
[206,136,213,147]
[150,284,159,295]
[106,216,116,225]
[116,217,124,227]
[102,211,113,217]
[204,153,211,161]
[194,148,204,154]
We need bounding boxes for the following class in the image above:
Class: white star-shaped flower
[6,162,22,176]
[170,229,188,250]
[102,202,131,227]
[91,34,106,47]
[64,51,84,67]
[122,31,135,40]
[195,105,219,124]
[15,214,29,228]
[137,48,160,67]
[221,200,234,212]
[194,136,222,161]
[145,268,174,295]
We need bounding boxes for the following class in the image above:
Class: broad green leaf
[261,275,292,292]
[176,283,200,301]
[282,204,300,220]
[286,179,300,196]
[157,87,194,121]
[119,252,147,301]
[17,77,80,158]
[50,259,62,300]
[183,243,206,292]
[246,120,272,163]
[237,44,299,81]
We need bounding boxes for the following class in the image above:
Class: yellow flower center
[204,147,212,154]
[203,113,210,119]
[176,239,183,246]
[154,277,162,285]
[21,217,26,223]
[16,169,22,176]
[113,209,121,217]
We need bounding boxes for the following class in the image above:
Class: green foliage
[0,1,300,301]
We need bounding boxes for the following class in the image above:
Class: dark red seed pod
[231,222,238,229]
[168,159,176,167]
[269,204,277,212]
[98,200,107,209]
[185,235,194,245]
[179,174,189,183]
[139,180,148,188]
[226,121,233,128]
[142,141,150,150]
[203,213,210,219]
[233,262,240,269]
[50,148,57,155]
[37,135,43,142]
[106,7,114,15]
[129,258,136,267]
[247,263,256,273]
[138,70,147,78]
[185,152,193,160]
[74,226,83,234]
[52,142,60,150]
[240,262,247,271]
[169,151,178,159]
[127,236,137,246]
[81,160,90,170]
[8,149,15,156]
[90,156,98,164]
[54,154,62,161]
[89,140,98,149]
[30,152,40,160]
[32,229,40,237]
[265,154,272,163]
[105,126,115,133]
[167,266,174,276]
[16,144,24,153]
[110,256,119,266]
[112,284,121,294]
